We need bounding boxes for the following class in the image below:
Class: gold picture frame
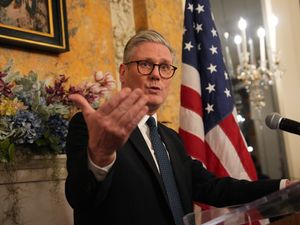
[0,0,69,53]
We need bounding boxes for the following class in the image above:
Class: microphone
[265,112,300,135]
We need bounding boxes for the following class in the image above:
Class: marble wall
[0,156,72,225]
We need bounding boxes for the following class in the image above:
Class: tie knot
[146,116,156,128]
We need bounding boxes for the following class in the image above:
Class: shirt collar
[138,114,157,129]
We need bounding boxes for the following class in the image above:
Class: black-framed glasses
[124,60,177,79]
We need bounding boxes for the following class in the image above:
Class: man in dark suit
[65,30,283,225]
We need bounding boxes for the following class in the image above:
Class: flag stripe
[180,107,204,140]
[206,124,251,180]
[181,86,203,117]
[219,114,257,180]
[203,140,230,177]
[178,128,205,161]
[179,128,229,177]
[181,63,202,93]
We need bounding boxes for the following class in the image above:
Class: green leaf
[48,135,60,146]
[0,138,14,162]
[47,104,70,117]
[7,143,15,162]
[35,138,47,147]
[0,138,10,150]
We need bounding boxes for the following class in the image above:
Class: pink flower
[105,74,116,90]
[94,71,104,82]
[4,86,13,97]
[89,83,103,94]
[0,79,4,92]
[0,72,7,78]
[0,76,14,98]
[95,71,116,90]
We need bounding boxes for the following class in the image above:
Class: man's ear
[119,64,126,84]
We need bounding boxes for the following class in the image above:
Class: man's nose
[150,65,161,79]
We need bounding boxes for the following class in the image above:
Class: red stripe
[219,114,258,180]
[179,128,206,162]
[203,141,230,177]
[179,128,229,177]
[181,85,203,117]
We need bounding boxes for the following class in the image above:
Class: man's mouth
[147,86,161,93]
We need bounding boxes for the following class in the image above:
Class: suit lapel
[129,128,168,198]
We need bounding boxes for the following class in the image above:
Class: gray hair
[123,30,176,63]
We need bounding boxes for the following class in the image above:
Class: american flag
[179,0,257,181]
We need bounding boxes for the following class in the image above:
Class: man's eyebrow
[140,58,172,64]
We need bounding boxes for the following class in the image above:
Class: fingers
[96,88,149,140]
[80,88,149,159]
[100,87,132,115]
[70,88,149,127]
[109,88,148,122]
[124,105,149,132]
[69,94,95,115]
[118,92,149,127]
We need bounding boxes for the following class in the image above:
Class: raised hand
[69,88,149,167]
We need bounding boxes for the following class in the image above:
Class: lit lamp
[238,17,248,64]
[269,14,281,77]
[270,14,278,55]
[248,38,256,65]
[228,15,282,110]
[234,34,242,65]
[224,32,235,77]
[257,27,266,70]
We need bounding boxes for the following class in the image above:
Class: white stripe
[180,107,205,140]
[182,63,202,94]
[206,126,251,180]
[232,107,248,147]
[232,107,239,124]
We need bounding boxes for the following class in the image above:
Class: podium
[183,182,300,225]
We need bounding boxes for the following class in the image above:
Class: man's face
[120,42,174,114]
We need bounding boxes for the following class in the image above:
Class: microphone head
[265,112,282,129]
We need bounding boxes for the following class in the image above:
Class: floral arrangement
[0,61,116,162]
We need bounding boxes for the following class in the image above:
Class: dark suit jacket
[65,113,280,225]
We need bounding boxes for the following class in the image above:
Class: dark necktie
[146,116,184,225]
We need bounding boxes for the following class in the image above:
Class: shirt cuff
[87,152,116,181]
[279,179,289,189]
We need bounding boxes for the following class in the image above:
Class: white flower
[94,71,104,82]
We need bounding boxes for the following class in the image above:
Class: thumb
[69,94,95,115]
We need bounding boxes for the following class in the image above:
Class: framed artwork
[0,0,69,53]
